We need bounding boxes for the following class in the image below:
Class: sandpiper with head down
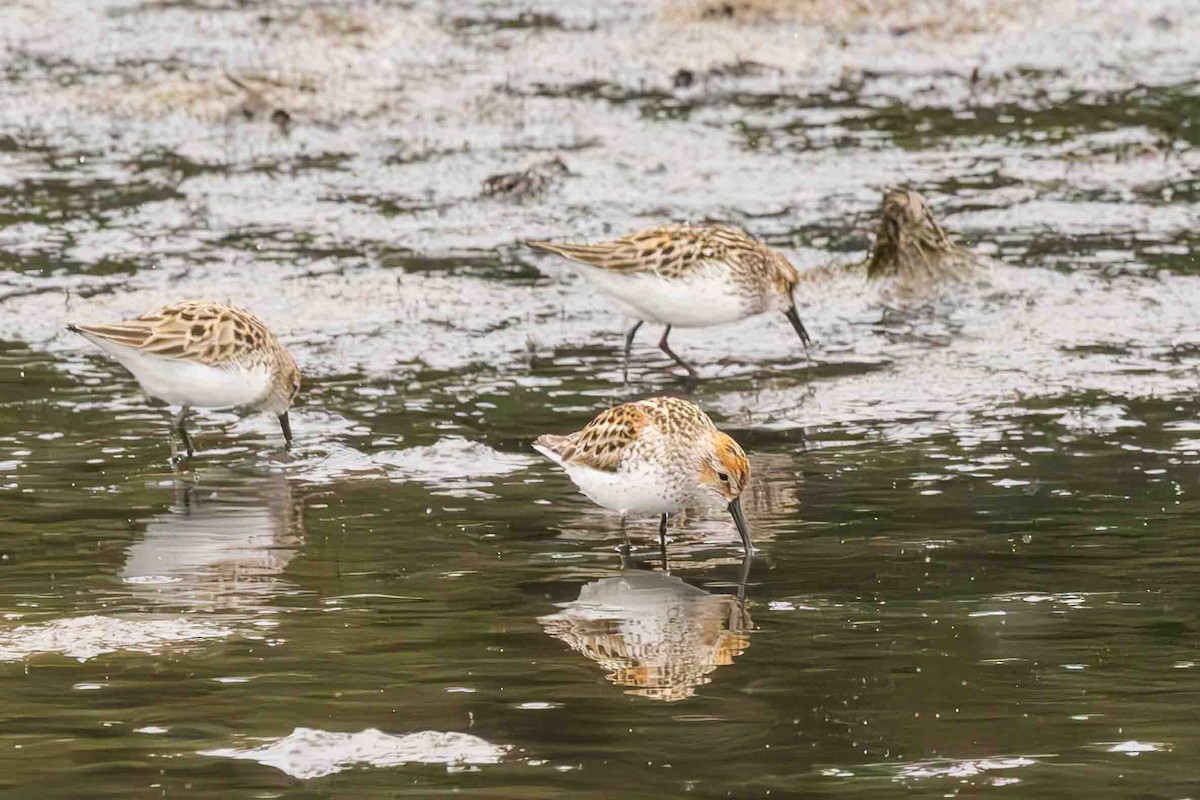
[528,223,811,383]
[68,300,300,458]
[533,396,753,557]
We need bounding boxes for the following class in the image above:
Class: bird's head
[700,430,754,552]
[699,430,751,503]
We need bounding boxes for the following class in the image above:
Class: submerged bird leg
[278,412,293,449]
[623,321,642,382]
[659,513,669,571]
[173,405,194,459]
[619,515,632,555]
[658,326,699,385]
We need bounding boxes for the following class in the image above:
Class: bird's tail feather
[67,322,152,349]
[526,240,614,265]
[533,433,573,465]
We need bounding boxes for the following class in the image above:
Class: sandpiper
[68,300,300,457]
[533,396,753,556]
[528,223,811,382]
[866,187,983,288]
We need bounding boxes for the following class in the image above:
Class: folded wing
[69,301,272,366]
[529,224,751,278]
[534,402,649,472]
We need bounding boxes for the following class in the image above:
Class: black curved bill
[784,304,812,349]
[727,497,753,554]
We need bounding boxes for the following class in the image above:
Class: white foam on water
[0,615,233,662]
[894,756,1038,781]
[200,727,510,779]
[372,437,535,496]
[1106,740,1167,756]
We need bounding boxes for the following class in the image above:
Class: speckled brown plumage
[535,397,754,552]
[77,301,267,364]
[527,223,812,381]
[69,300,302,457]
[70,300,300,406]
[529,223,799,295]
[535,396,715,473]
[866,188,982,286]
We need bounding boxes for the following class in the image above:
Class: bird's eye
[718,473,729,482]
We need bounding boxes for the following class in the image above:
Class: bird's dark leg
[658,326,699,386]
[168,420,180,463]
[173,405,194,459]
[620,515,632,555]
[278,412,293,449]
[659,513,669,571]
[623,321,643,382]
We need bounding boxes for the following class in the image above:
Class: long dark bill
[727,497,753,555]
[278,412,293,448]
[784,304,812,349]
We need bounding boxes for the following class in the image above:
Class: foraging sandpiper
[68,300,300,457]
[529,223,811,382]
[534,396,753,556]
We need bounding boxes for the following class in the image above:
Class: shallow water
[3,0,1200,796]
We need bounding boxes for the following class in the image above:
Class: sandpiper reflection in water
[121,474,303,612]
[539,558,753,702]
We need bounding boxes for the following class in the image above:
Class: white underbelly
[562,460,685,516]
[576,265,752,328]
[115,351,272,409]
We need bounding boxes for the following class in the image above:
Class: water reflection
[539,558,753,701]
[121,474,303,612]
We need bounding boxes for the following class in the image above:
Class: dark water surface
[3,0,1200,797]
